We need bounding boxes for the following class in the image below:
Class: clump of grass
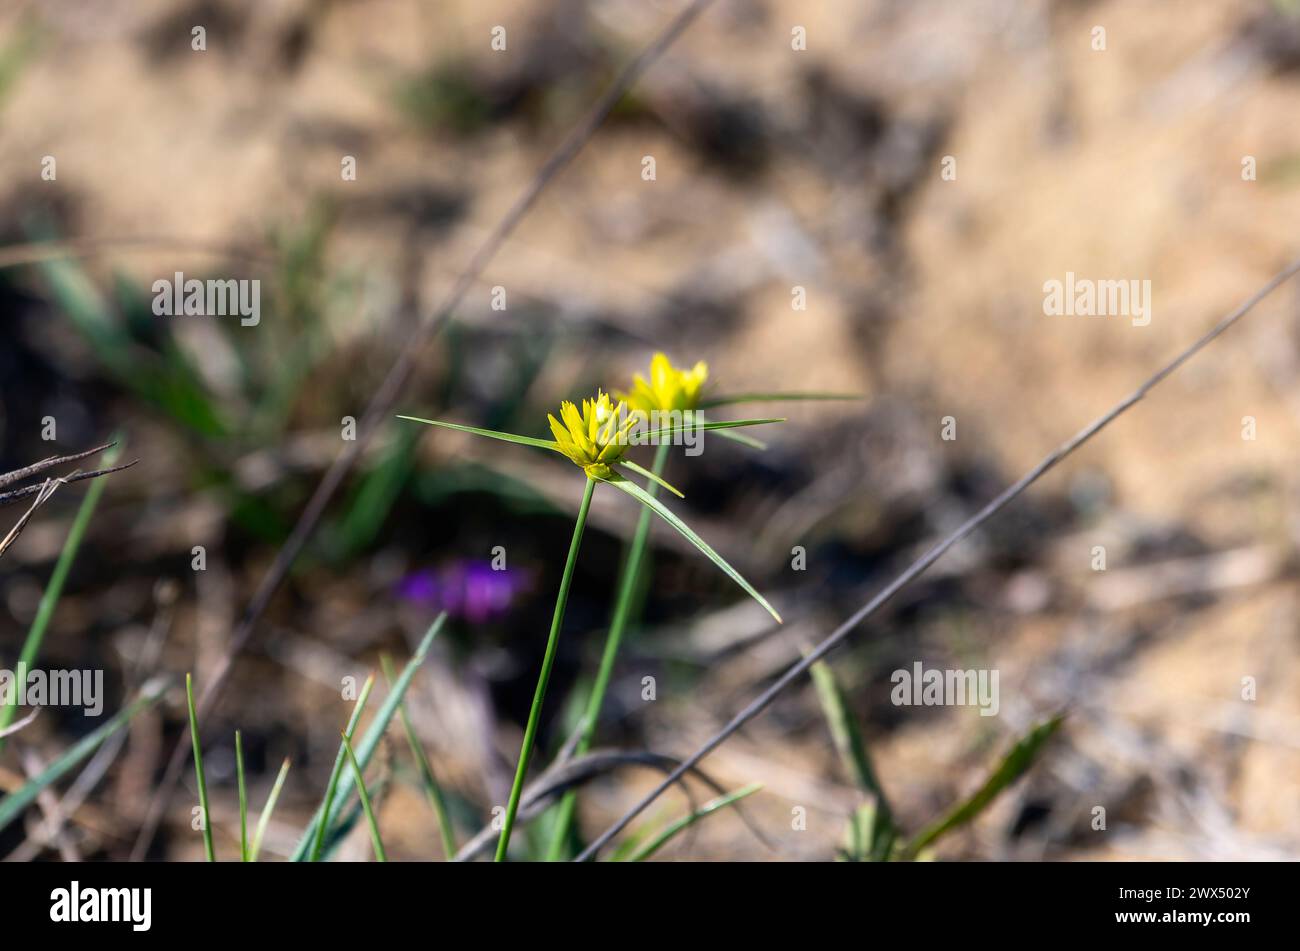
[811,659,1065,861]
[290,615,444,862]
[307,673,376,862]
[179,618,443,863]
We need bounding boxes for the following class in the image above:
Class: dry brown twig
[0,443,138,559]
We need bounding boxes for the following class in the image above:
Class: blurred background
[1,0,1299,861]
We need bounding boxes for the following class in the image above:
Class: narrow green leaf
[381,653,456,860]
[0,680,166,835]
[249,758,291,862]
[341,733,387,862]
[902,713,1066,860]
[235,730,249,862]
[617,459,684,498]
[291,613,446,861]
[606,809,666,862]
[602,475,781,623]
[306,672,376,862]
[624,783,763,861]
[809,660,895,860]
[396,415,558,451]
[186,673,216,862]
[700,393,864,408]
[810,661,883,797]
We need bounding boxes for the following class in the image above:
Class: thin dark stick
[576,254,1300,861]
[0,442,117,490]
[129,0,720,860]
[0,462,139,506]
[0,480,58,559]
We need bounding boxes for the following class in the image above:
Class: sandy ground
[1,0,1298,860]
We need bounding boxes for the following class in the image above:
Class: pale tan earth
[0,0,1296,861]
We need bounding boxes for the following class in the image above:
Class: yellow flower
[547,391,637,480]
[622,353,709,414]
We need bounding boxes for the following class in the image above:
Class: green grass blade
[0,679,166,835]
[38,259,227,435]
[381,654,456,860]
[605,811,665,862]
[291,613,445,861]
[0,440,120,746]
[810,661,884,796]
[700,393,864,408]
[305,672,375,862]
[341,733,387,862]
[616,459,684,498]
[396,415,558,450]
[186,673,216,862]
[624,783,763,862]
[235,730,249,862]
[902,713,1066,860]
[809,659,895,860]
[249,758,290,862]
[602,474,781,623]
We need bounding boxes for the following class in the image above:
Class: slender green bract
[186,673,215,862]
[396,415,782,456]
[545,442,671,860]
[601,474,781,623]
[495,477,597,861]
[0,680,165,834]
[0,441,119,746]
[342,733,387,861]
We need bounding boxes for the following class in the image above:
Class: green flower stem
[546,442,670,860]
[495,476,597,862]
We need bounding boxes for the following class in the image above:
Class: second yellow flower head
[623,353,709,414]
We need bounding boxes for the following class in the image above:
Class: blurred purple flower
[395,559,531,623]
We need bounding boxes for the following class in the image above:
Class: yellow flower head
[548,391,637,480]
[622,352,709,414]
